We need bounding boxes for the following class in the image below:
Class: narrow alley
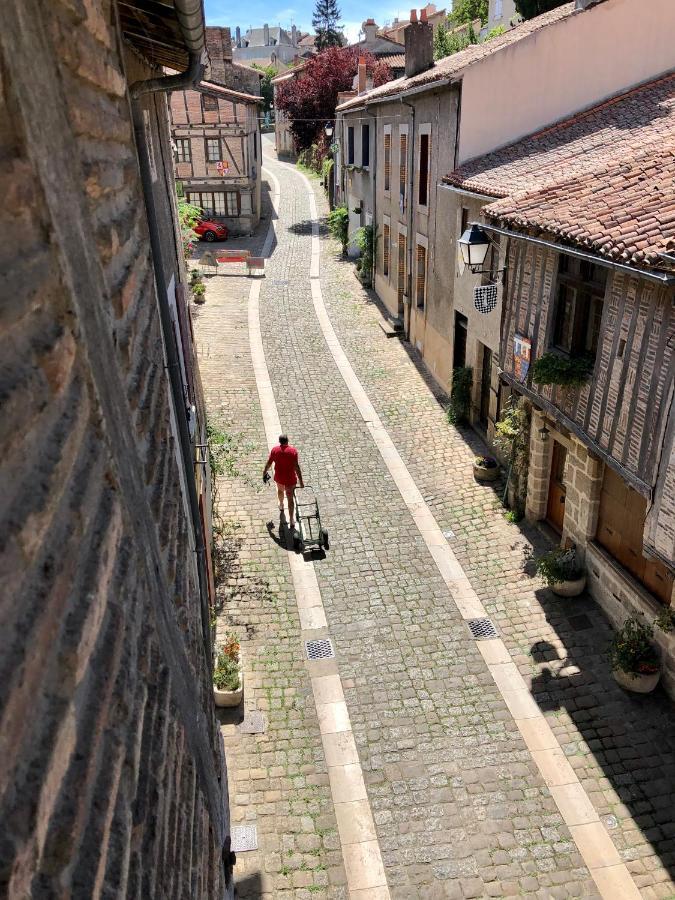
[194,136,675,900]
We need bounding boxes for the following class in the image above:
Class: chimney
[362,18,378,43]
[263,23,270,45]
[404,17,433,77]
[357,56,367,93]
[205,27,233,82]
[420,7,428,22]
[292,24,297,46]
[410,8,418,22]
[235,25,241,48]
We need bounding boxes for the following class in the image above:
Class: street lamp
[324,122,334,138]
[457,223,492,274]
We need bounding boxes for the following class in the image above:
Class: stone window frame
[398,123,409,213]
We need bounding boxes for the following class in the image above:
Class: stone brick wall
[206,26,263,95]
[0,2,228,896]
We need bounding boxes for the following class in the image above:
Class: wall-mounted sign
[216,160,229,175]
[514,333,531,383]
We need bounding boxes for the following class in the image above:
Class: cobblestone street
[194,137,675,900]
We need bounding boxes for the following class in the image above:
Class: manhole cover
[568,614,593,632]
[237,711,267,734]
[305,638,335,660]
[230,824,258,852]
[467,617,499,640]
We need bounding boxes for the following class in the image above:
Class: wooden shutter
[383,224,390,277]
[384,133,391,192]
[398,233,406,302]
[416,244,426,308]
[419,133,430,207]
[399,132,407,208]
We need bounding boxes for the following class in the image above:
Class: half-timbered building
[449,72,675,693]
[170,81,262,235]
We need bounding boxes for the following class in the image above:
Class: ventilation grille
[305,638,335,660]
[467,617,498,640]
[230,824,258,852]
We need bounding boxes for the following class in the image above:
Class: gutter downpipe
[129,50,213,670]
[401,96,415,338]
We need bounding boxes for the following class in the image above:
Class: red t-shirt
[268,444,298,486]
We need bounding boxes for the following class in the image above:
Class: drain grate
[230,824,258,852]
[305,638,335,660]
[237,710,267,734]
[443,529,455,540]
[467,617,499,640]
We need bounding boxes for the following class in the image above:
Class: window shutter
[384,133,391,192]
[416,244,426,307]
[398,233,406,303]
[399,132,407,209]
[383,224,390,277]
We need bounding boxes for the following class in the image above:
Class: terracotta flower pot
[473,461,499,482]
[551,575,587,597]
[612,667,660,694]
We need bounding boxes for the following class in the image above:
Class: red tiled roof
[379,53,406,69]
[444,74,675,270]
[445,74,675,198]
[485,142,675,269]
[199,80,263,103]
[337,2,576,111]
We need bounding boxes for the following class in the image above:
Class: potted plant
[535,547,586,597]
[473,455,499,482]
[192,281,206,304]
[213,633,243,707]
[609,616,660,693]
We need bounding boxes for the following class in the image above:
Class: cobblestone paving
[194,182,346,899]
[196,142,675,899]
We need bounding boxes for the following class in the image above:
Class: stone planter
[213,664,243,707]
[473,462,499,482]
[550,575,587,597]
[612,667,660,694]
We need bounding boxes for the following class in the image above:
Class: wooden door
[546,441,567,533]
[397,233,406,316]
[479,344,491,428]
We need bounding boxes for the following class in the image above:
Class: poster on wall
[514,333,531,383]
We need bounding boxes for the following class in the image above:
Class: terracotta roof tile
[445,74,675,270]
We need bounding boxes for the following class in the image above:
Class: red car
[194,219,228,242]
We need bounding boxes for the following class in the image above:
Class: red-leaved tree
[276,47,391,152]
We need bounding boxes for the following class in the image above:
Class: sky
[204,0,411,44]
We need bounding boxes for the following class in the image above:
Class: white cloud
[342,20,363,42]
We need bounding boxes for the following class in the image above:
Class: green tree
[515,0,567,19]
[447,0,489,26]
[312,0,343,50]
[251,63,276,115]
[433,21,478,61]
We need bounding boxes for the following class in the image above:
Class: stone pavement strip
[194,137,675,900]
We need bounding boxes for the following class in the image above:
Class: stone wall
[206,26,263,96]
[0,2,228,895]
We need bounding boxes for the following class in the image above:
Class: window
[384,128,391,193]
[175,138,191,163]
[202,94,218,112]
[361,123,370,168]
[494,0,503,17]
[418,130,430,207]
[597,466,674,604]
[552,255,607,358]
[399,128,408,210]
[416,242,427,308]
[187,191,240,217]
[206,138,220,162]
[383,222,390,277]
[347,126,355,165]
[460,206,469,235]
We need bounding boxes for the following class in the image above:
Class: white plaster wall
[459,0,675,163]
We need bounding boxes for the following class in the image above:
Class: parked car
[194,219,228,242]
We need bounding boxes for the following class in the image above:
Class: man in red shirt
[263,435,304,525]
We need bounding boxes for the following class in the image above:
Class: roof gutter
[481,222,675,286]
[439,182,498,203]
[337,75,455,112]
